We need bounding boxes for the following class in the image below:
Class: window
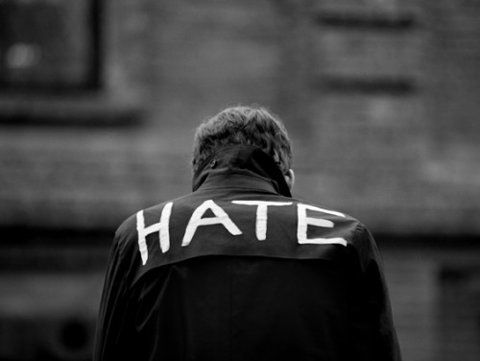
[438,265,480,361]
[0,0,100,91]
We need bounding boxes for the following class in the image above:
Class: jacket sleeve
[93,226,138,361]
[347,224,402,361]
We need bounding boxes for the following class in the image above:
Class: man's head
[192,105,294,189]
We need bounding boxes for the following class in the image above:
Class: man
[94,106,401,361]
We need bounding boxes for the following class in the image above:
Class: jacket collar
[192,145,292,198]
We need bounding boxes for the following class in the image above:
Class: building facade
[0,1,479,360]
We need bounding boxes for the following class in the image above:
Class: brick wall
[1,0,479,234]
[382,243,480,361]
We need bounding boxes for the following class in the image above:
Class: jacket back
[94,146,401,361]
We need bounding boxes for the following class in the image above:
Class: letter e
[297,203,347,246]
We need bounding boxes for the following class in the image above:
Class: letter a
[182,200,242,247]
[136,202,173,265]
[297,203,347,246]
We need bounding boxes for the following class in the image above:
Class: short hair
[192,106,292,174]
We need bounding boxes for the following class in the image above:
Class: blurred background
[0,0,479,360]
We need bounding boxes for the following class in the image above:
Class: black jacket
[94,145,401,361]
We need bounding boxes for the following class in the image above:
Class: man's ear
[284,169,295,191]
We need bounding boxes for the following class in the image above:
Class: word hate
[136,200,347,265]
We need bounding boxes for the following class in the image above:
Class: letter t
[232,200,292,240]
